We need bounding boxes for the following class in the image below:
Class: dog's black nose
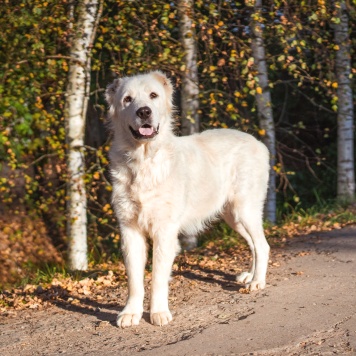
[136,106,152,121]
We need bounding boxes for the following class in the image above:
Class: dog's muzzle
[129,106,159,140]
[129,124,160,140]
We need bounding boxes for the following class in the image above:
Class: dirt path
[1,227,356,355]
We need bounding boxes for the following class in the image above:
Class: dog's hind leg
[223,204,269,291]
[239,208,269,291]
[117,225,147,328]
[150,227,180,326]
[235,225,256,285]
[223,209,255,284]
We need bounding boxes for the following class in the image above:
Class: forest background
[0,0,355,287]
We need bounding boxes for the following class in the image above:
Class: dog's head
[106,71,174,143]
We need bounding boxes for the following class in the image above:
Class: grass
[266,200,356,243]
[198,221,242,250]
[10,264,112,291]
[16,264,68,288]
[280,199,356,225]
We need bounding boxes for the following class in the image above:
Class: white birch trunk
[178,0,200,135]
[65,0,100,270]
[335,1,355,202]
[249,0,277,223]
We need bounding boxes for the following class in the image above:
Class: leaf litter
[1,206,356,354]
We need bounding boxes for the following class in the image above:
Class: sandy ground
[1,227,356,355]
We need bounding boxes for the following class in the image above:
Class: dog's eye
[150,92,158,99]
[123,96,132,103]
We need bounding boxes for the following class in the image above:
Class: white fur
[106,71,270,328]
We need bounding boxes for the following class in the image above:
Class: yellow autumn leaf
[226,103,234,112]
[273,165,280,173]
[256,87,262,94]
[278,54,285,62]
[259,129,266,136]
[102,203,111,212]
[331,82,338,88]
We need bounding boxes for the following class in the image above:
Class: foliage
[0,0,68,161]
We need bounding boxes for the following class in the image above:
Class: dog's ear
[105,78,121,106]
[152,71,173,97]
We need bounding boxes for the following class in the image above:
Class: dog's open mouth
[129,124,159,140]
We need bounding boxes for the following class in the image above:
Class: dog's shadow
[35,285,121,326]
[35,286,170,326]
[33,265,244,325]
[175,263,245,292]
[50,291,153,326]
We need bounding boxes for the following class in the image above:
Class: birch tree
[334,0,355,202]
[248,0,276,223]
[178,0,200,135]
[65,0,102,270]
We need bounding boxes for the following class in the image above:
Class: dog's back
[170,129,269,236]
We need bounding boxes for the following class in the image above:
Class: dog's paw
[116,312,142,328]
[236,271,253,284]
[247,280,266,291]
[150,310,173,326]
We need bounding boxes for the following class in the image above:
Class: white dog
[106,71,270,328]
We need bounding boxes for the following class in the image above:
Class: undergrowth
[2,200,356,291]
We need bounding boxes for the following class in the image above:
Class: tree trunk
[335,1,355,202]
[65,0,101,270]
[178,0,200,135]
[249,0,277,223]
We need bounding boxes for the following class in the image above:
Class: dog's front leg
[150,230,179,326]
[117,225,146,328]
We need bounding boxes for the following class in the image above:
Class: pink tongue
[139,127,154,136]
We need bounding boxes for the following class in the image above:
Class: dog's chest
[116,156,173,226]
[131,167,161,202]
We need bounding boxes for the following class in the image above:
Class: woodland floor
[1,226,356,355]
